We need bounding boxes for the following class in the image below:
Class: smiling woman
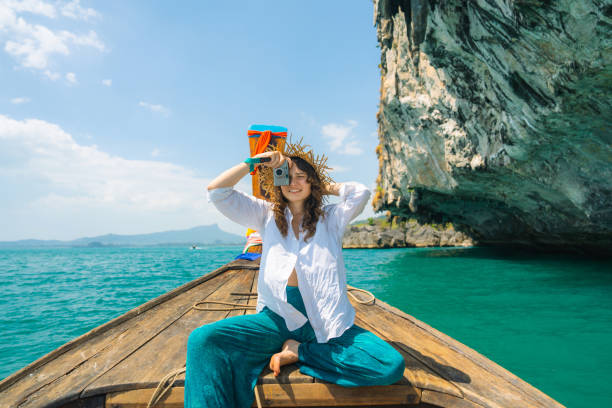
[187,139,406,407]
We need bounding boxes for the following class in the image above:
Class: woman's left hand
[254,151,291,169]
[323,183,342,196]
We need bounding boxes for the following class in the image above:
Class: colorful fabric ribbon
[247,129,287,175]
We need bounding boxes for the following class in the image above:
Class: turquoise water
[1,246,610,407]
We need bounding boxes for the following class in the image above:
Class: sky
[0,0,383,240]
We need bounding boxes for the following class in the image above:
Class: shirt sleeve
[332,182,372,231]
[207,187,270,232]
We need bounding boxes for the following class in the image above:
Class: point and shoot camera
[273,161,289,186]
[250,157,290,187]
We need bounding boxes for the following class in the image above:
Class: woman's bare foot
[269,339,300,377]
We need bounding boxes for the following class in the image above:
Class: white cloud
[61,29,104,50]
[3,0,56,18]
[340,141,363,155]
[61,0,100,21]
[0,1,104,74]
[0,114,226,240]
[65,71,77,84]
[139,101,170,116]
[43,69,60,80]
[10,96,30,104]
[4,24,70,69]
[321,120,364,155]
[101,78,111,86]
[151,148,160,157]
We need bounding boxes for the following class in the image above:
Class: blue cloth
[234,252,261,261]
[185,286,405,408]
[248,124,287,134]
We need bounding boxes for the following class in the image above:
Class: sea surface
[0,246,610,407]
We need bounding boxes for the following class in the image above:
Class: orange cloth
[246,129,287,175]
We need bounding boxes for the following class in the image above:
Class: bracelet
[244,157,272,173]
[244,157,259,173]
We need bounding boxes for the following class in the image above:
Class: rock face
[372,0,612,254]
[342,220,475,248]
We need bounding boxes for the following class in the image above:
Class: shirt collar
[284,207,305,238]
[284,206,292,221]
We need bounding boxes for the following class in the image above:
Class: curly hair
[271,156,325,242]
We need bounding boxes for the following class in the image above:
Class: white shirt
[207,182,371,343]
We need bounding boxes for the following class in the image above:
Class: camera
[273,161,290,186]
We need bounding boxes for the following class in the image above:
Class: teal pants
[185,286,405,408]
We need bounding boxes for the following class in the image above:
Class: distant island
[0,225,243,248]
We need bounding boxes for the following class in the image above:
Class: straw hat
[259,137,334,196]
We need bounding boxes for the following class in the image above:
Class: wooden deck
[0,258,565,408]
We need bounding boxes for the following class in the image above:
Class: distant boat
[0,258,564,408]
[191,245,198,250]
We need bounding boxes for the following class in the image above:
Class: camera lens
[275,169,282,175]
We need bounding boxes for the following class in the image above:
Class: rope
[146,287,375,408]
[192,288,375,310]
[193,300,257,311]
[192,291,258,311]
[146,367,186,408]
[254,381,263,408]
[347,287,376,305]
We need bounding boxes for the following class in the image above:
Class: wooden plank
[244,267,259,315]
[105,388,183,408]
[421,389,484,408]
[258,363,315,385]
[353,315,463,397]
[347,287,563,408]
[3,268,241,408]
[254,383,420,407]
[82,268,257,396]
[59,395,106,408]
[104,384,420,408]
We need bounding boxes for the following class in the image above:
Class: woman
[185,141,405,408]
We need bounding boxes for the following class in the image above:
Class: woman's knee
[380,348,405,384]
[187,324,218,354]
[355,331,406,385]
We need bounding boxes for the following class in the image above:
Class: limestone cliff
[372,0,612,253]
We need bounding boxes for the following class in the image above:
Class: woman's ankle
[283,339,300,355]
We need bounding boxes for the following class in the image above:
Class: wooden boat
[0,258,564,408]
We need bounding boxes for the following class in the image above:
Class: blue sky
[0,0,382,240]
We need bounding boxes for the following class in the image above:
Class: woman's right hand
[253,151,292,169]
